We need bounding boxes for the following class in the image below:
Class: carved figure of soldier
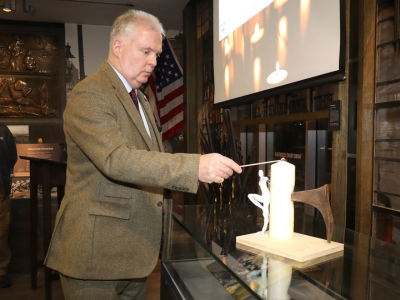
[8,37,23,71]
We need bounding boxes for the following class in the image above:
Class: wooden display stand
[237,231,344,263]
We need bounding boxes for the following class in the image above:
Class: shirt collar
[108,61,136,94]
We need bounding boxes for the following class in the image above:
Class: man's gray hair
[110,9,165,50]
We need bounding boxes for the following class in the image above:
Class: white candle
[269,161,295,239]
[268,258,292,300]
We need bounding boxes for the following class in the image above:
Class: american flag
[144,38,183,141]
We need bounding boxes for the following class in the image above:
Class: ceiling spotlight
[23,0,35,15]
[2,0,15,12]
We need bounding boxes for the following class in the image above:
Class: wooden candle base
[237,232,344,264]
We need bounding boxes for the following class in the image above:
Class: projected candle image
[274,0,288,11]
[225,65,230,99]
[301,0,310,37]
[254,57,261,92]
[214,0,342,105]
[278,16,288,68]
[267,61,287,84]
[250,23,264,44]
[224,38,231,56]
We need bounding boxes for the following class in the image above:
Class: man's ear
[112,39,123,58]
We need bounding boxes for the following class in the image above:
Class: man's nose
[149,54,157,67]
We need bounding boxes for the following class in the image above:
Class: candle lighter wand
[239,160,281,168]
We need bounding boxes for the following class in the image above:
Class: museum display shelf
[161,203,400,300]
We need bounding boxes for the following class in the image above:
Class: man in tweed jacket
[44,9,241,300]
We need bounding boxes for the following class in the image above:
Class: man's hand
[198,153,242,184]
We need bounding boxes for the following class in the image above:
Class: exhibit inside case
[161,202,400,300]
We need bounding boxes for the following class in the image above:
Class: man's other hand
[198,153,242,184]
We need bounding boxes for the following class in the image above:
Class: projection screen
[213,0,345,108]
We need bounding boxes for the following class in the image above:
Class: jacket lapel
[100,61,154,150]
[137,91,164,152]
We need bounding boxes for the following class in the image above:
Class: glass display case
[161,203,400,300]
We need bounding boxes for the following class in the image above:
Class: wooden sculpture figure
[248,170,270,235]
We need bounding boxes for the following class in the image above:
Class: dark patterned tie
[129,90,141,118]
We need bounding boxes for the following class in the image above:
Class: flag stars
[170,64,174,68]
[166,55,170,59]
[166,78,170,82]
[175,73,178,77]
[168,71,172,75]
[164,62,167,66]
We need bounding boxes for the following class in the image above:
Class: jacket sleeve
[64,83,200,194]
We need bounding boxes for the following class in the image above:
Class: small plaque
[328,100,341,131]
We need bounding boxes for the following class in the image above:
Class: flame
[278,16,288,68]
[250,22,264,44]
[249,280,257,291]
[279,16,288,41]
[224,33,234,56]
[225,65,230,99]
[274,0,288,10]
[254,57,261,92]
[300,0,310,37]
[222,256,227,264]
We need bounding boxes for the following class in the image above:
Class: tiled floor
[0,261,161,300]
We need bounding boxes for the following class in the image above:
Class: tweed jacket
[44,61,200,280]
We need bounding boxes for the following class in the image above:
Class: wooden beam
[183,1,200,205]
[355,0,375,235]
[331,0,350,230]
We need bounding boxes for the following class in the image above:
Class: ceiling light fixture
[23,0,36,15]
[2,0,15,12]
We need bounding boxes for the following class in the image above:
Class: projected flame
[267,61,288,84]
[278,16,288,68]
[250,23,264,44]
[223,33,233,56]
[301,0,310,37]
[274,0,288,11]
[225,65,230,99]
[254,57,261,92]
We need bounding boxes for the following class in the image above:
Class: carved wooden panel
[0,76,59,117]
[0,34,58,75]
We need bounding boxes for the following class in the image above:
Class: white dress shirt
[108,62,152,140]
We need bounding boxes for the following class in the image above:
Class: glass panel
[165,217,254,299]
[372,210,400,245]
[271,122,306,191]
[376,46,400,83]
[375,141,400,159]
[375,160,400,195]
[374,192,400,211]
[375,107,400,139]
